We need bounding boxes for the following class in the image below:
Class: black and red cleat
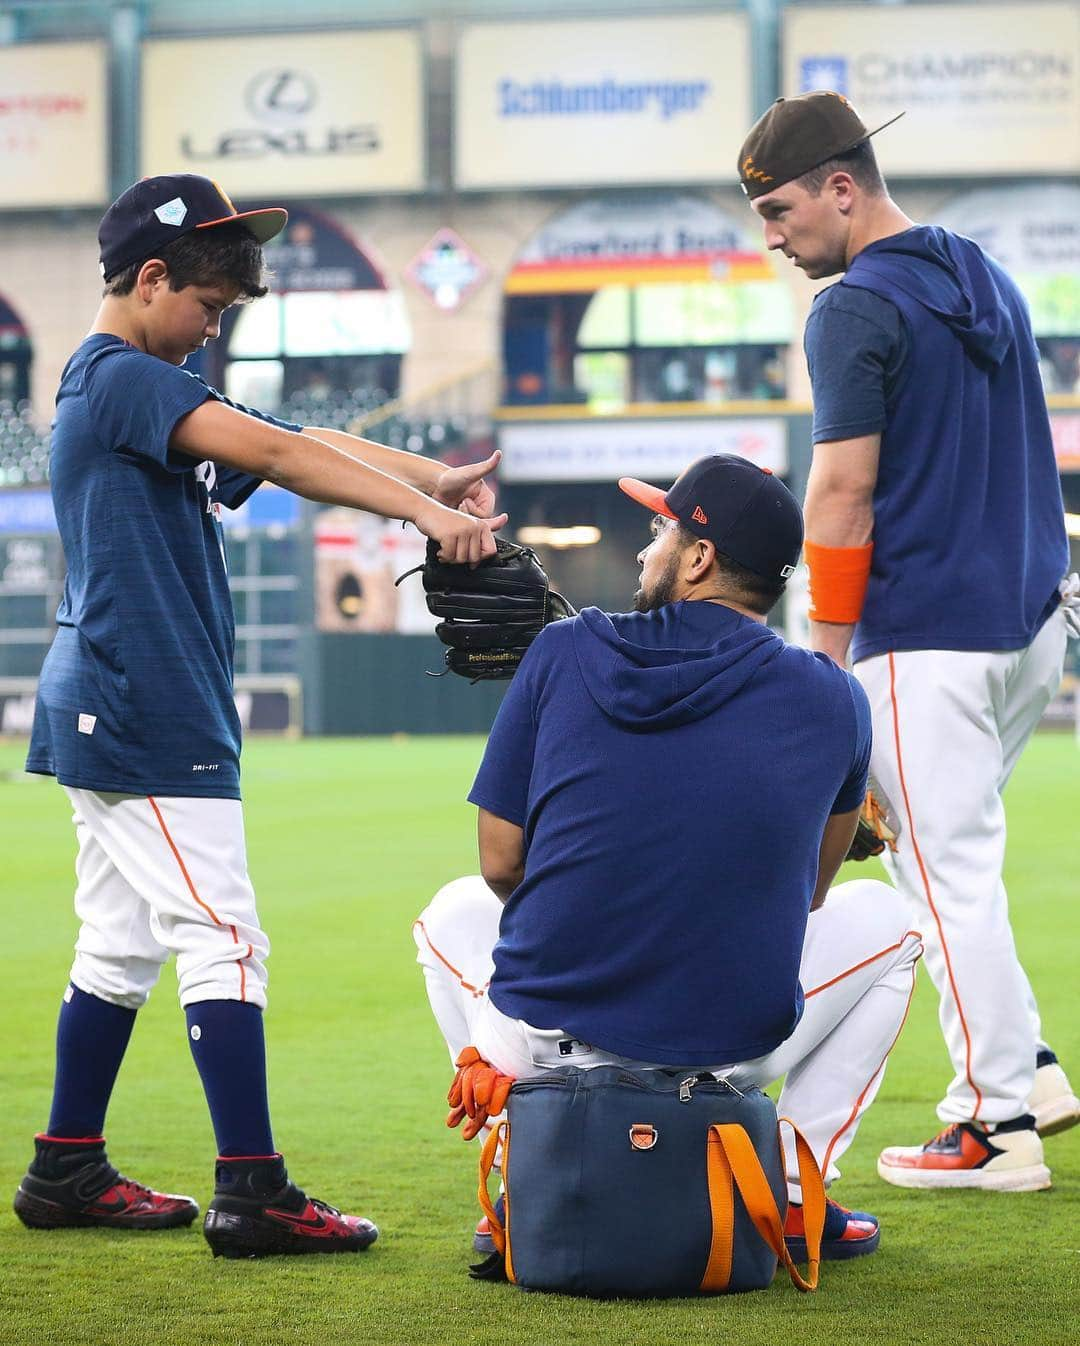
[203,1154,378,1259]
[14,1135,198,1230]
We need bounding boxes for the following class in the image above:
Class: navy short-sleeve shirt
[26,334,300,798]
[804,284,909,443]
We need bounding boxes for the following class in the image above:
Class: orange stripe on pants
[887,653,981,1113]
[147,796,249,1003]
[820,954,921,1179]
[804,930,922,999]
[413,918,489,998]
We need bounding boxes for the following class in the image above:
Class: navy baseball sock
[185,1000,275,1158]
[47,985,137,1138]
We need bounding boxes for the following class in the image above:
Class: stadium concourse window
[224,523,302,678]
[0,293,45,487]
[1038,339,1080,397]
[209,207,410,434]
[502,194,794,409]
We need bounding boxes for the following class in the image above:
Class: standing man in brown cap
[736,92,1079,1192]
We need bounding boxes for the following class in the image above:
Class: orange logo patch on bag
[629,1124,658,1151]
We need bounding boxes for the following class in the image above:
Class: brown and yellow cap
[737,91,903,200]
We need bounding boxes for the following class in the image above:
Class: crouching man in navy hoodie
[414,454,923,1264]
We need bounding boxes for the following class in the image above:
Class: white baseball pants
[415,876,922,1198]
[855,607,1068,1125]
[64,788,269,1011]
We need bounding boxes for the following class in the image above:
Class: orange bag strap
[701,1125,736,1291]
[700,1119,826,1294]
[780,1116,826,1283]
[477,1120,514,1281]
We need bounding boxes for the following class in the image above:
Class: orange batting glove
[446,1046,515,1141]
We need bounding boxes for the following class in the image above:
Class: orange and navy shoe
[13,1134,198,1230]
[784,1197,879,1263]
[202,1154,378,1259]
[877,1114,1051,1192]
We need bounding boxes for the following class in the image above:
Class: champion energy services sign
[455,14,751,189]
[785,3,1080,175]
[141,30,424,195]
[0,42,107,207]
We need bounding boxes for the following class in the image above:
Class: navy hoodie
[814,226,1067,663]
[469,602,871,1065]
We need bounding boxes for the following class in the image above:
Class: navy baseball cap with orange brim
[619,454,803,581]
[99,173,288,281]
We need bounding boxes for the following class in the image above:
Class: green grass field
[1,733,1077,1346]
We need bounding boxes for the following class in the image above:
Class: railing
[349,361,497,457]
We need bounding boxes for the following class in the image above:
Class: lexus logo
[245,69,317,123]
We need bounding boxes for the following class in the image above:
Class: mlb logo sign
[799,56,848,95]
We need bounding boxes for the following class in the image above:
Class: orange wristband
[804,541,874,624]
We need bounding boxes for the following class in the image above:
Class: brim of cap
[618,477,678,519]
[195,206,288,245]
[809,110,907,176]
[862,109,905,146]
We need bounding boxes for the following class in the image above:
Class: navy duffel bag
[478,1065,825,1297]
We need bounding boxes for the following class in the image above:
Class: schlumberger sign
[456,14,751,189]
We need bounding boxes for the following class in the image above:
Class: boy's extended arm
[301,428,502,518]
[171,400,505,563]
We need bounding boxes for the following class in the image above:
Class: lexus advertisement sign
[784,3,1080,175]
[141,29,424,195]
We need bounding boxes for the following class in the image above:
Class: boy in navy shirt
[739,92,1078,1191]
[415,456,924,1263]
[16,174,505,1258]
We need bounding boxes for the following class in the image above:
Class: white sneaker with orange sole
[878,1116,1051,1192]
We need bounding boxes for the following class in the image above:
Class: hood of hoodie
[847,224,1014,369]
[571,602,783,730]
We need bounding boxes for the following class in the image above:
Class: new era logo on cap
[154,197,188,227]
[619,454,804,581]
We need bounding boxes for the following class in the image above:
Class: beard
[632,550,681,613]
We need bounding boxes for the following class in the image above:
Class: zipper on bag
[679,1073,745,1102]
